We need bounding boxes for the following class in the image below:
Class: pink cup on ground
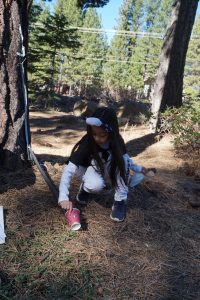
[65,208,81,231]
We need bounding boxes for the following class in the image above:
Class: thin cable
[78,56,157,64]
[31,23,200,39]
[69,26,200,39]
[68,26,200,39]
[17,25,31,159]
[29,147,59,200]
[18,24,60,202]
[32,51,199,67]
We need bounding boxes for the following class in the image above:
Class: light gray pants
[75,157,144,202]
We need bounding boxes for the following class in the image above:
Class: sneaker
[76,184,90,205]
[110,200,126,222]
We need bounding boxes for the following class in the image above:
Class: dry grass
[0,110,200,300]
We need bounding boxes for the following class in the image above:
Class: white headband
[86,117,102,127]
[86,117,112,132]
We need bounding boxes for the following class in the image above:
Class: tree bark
[0,0,31,169]
[150,0,199,131]
[0,0,109,171]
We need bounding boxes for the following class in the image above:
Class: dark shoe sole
[110,213,125,222]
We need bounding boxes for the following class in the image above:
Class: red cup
[65,208,81,231]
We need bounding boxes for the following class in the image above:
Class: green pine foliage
[39,11,80,88]
[28,3,51,93]
[160,102,200,163]
[159,14,200,149]
[29,0,108,98]
[56,0,83,26]
[54,0,83,90]
[103,0,144,100]
[28,3,80,93]
[103,0,173,101]
[29,0,183,103]
[184,15,200,101]
[42,0,109,9]
[73,8,107,97]
[142,0,173,78]
[77,0,109,9]
[129,0,173,95]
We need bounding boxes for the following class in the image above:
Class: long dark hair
[71,107,127,187]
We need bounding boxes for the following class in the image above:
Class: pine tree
[150,0,199,131]
[103,34,129,96]
[129,0,173,96]
[56,0,83,26]
[103,0,144,99]
[29,9,80,92]
[74,8,107,97]
[0,0,110,169]
[78,0,109,9]
[54,0,83,92]
[102,0,174,101]
[184,15,200,100]
[28,4,51,91]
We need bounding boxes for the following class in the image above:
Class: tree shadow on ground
[36,153,68,164]
[83,171,200,299]
[30,94,81,113]
[30,114,85,132]
[30,114,85,151]
[0,165,36,194]
[1,167,200,299]
[0,264,105,299]
[126,132,158,157]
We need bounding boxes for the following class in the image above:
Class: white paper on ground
[0,206,6,244]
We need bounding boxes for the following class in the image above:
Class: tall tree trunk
[0,0,31,170]
[150,0,199,132]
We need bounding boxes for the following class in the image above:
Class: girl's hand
[59,200,73,212]
[141,167,148,175]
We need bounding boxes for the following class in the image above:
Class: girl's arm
[58,161,78,204]
[123,153,143,173]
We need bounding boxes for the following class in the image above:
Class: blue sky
[96,0,121,29]
[45,0,122,28]
[97,0,200,30]
[44,0,200,31]
[43,0,121,42]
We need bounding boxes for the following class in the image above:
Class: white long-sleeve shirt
[58,162,78,202]
[58,153,142,203]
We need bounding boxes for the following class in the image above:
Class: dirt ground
[0,108,200,300]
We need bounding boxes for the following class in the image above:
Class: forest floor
[0,100,200,300]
